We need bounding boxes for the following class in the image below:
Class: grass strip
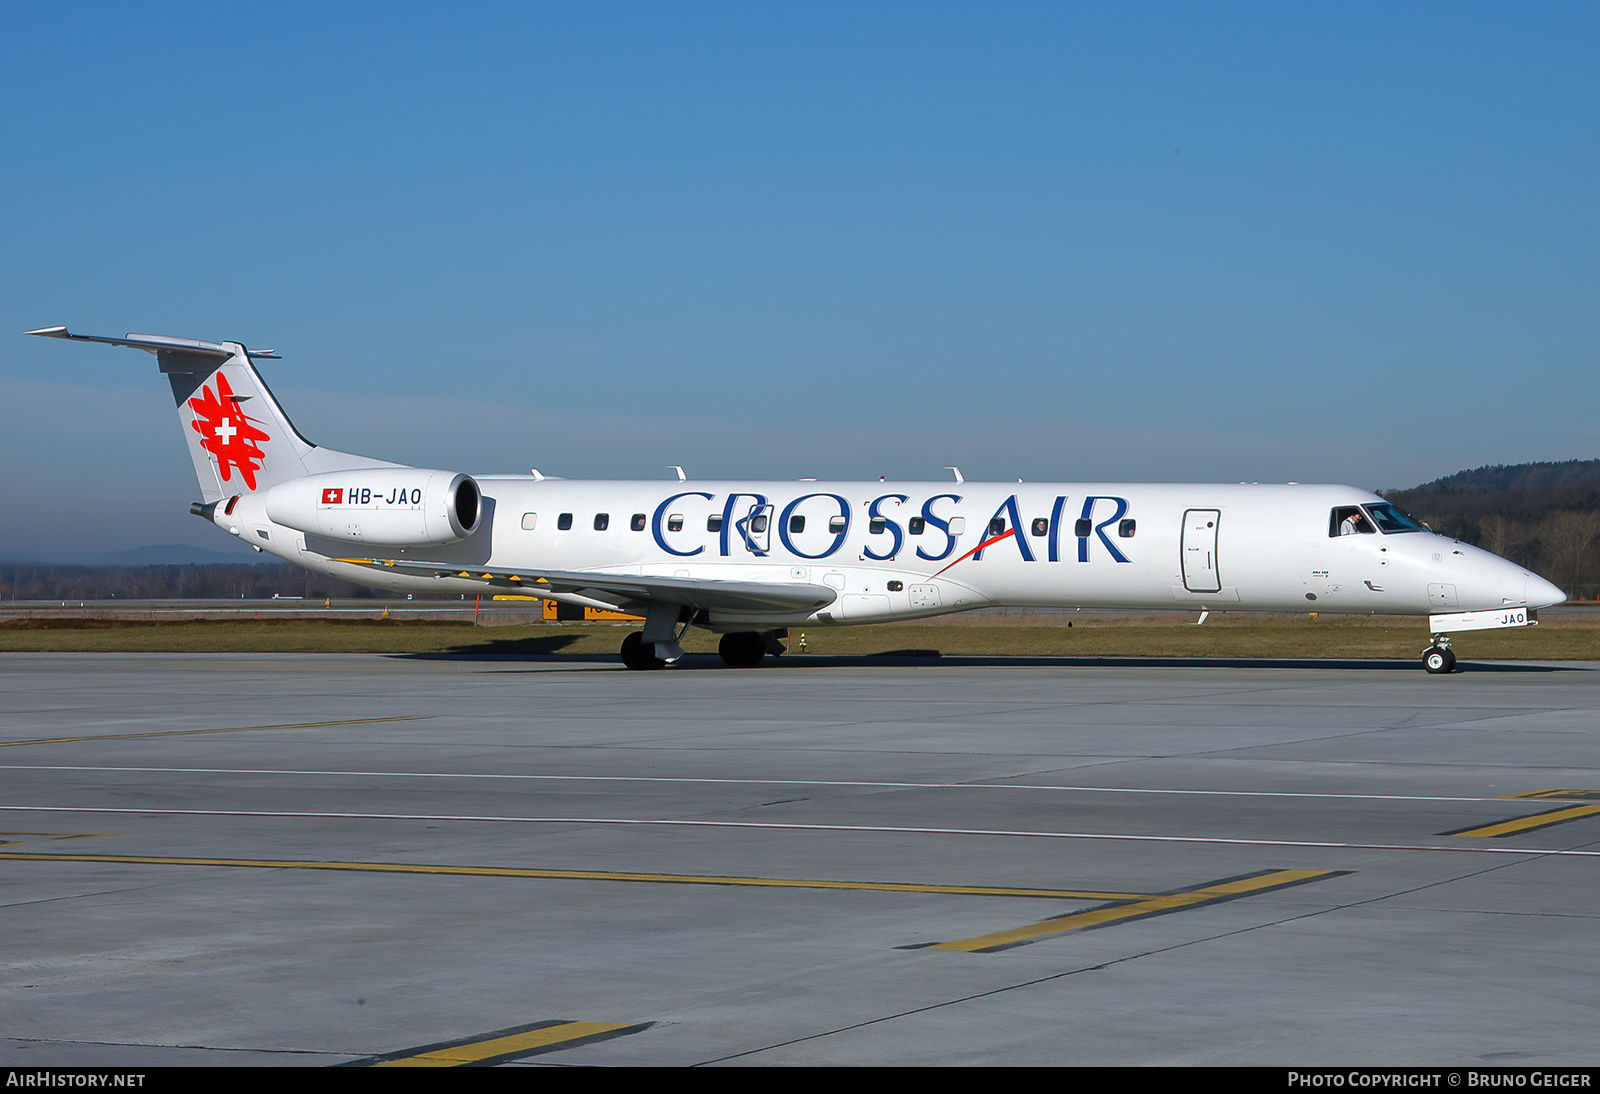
[1,614,1593,660]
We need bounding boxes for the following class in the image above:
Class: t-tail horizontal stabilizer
[26,325,398,502]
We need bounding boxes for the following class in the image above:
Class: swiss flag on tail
[187,373,271,490]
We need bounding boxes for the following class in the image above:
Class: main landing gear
[1423,635,1457,675]
[718,630,787,667]
[618,629,788,669]
[718,631,767,668]
[620,631,666,671]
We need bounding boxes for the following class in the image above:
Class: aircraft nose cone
[1527,572,1567,609]
[1459,544,1567,611]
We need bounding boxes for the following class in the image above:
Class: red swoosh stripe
[932,528,1014,578]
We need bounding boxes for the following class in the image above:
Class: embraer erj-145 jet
[28,326,1565,673]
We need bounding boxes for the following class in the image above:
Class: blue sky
[3,1,1596,557]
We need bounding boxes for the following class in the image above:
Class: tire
[1423,647,1456,674]
[620,631,666,670]
[719,631,766,668]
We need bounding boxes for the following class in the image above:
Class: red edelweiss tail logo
[188,373,271,489]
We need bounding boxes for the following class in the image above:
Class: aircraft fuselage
[223,476,1550,628]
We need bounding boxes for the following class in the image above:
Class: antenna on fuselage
[945,466,964,484]
[669,465,687,482]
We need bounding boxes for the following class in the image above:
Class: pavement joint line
[0,830,112,846]
[928,868,1348,952]
[7,807,1600,855]
[0,763,1537,803]
[0,851,1150,899]
[0,716,424,748]
[340,1020,651,1066]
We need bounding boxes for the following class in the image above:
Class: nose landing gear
[1423,636,1456,674]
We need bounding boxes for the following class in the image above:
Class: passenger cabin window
[707,515,724,532]
[869,517,887,535]
[521,513,538,531]
[828,515,846,533]
[557,513,573,531]
[987,517,1007,537]
[668,514,684,532]
[789,515,805,533]
[1119,519,1136,538]
[631,513,646,531]
[593,513,609,531]
[1030,517,1049,537]
[1074,518,1092,538]
[948,517,966,535]
[908,517,926,535]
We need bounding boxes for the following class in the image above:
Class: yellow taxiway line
[0,850,1148,900]
[352,1020,650,1067]
[1447,804,1600,839]
[930,868,1341,952]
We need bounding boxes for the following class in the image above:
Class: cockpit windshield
[1363,503,1423,534]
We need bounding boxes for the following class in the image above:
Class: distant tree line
[0,562,403,603]
[1380,460,1600,601]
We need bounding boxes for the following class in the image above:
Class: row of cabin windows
[988,516,1137,539]
[520,512,1137,539]
[522,512,653,532]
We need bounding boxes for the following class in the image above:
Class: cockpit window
[1363,503,1423,534]
[1330,506,1374,537]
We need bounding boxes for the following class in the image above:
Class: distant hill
[1380,460,1599,598]
[1390,460,1600,495]
[1383,460,1600,520]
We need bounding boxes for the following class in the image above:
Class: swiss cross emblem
[187,373,270,489]
[321,488,343,505]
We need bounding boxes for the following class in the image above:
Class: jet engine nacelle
[264,470,481,547]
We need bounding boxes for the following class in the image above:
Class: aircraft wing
[336,557,839,615]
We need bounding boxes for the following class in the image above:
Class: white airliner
[28,326,1566,673]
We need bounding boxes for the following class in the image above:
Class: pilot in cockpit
[1337,507,1372,536]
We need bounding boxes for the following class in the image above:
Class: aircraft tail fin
[26,326,396,502]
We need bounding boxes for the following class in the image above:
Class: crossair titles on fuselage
[635,490,1130,564]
